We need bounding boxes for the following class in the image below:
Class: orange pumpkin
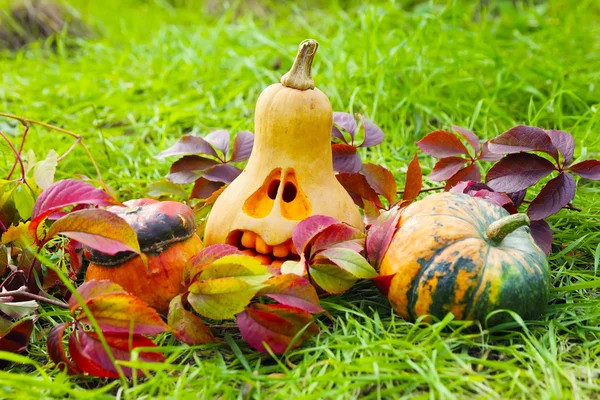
[84,199,203,313]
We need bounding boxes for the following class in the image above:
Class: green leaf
[308,263,358,294]
[198,255,272,285]
[146,179,188,198]
[316,248,378,279]
[188,277,261,320]
[13,184,34,220]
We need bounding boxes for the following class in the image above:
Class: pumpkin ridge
[406,236,480,320]
[463,243,492,320]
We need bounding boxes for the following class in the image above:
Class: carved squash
[204,40,363,269]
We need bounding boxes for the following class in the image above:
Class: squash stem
[486,213,530,244]
[280,39,318,90]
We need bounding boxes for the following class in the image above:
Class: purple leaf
[488,125,559,161]
[568,160,600,180]
[486,153,556,193]
[333,112,357,142]
[527,172,576,220]
[365,206,402,268]
[417,130,470,158]
[479,140,503,161]
[156,134,218,158]
[359,115,385,148]
[332,144,362,173]
[202,164,242,184]
[451,125,480,155]
[203,130,230,156]
[230,131,254,162]
[429,157,468,181]
[190,178,225,200]
[530,219,553,255]
[546,130,574,165]
[449,181,492,194]
[167,156,219,184]
[507,189,527,208]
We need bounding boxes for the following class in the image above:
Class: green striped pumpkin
[380,192,549,324]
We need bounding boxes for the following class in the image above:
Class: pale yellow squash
[204,39,363,262]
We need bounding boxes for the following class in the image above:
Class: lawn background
[1,0,599,398]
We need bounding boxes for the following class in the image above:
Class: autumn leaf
[188,278,262,320]
[43,209,140,256]
[167,294,215,345]
[402,154,422,203]
[236,303,318,354]
[308,263,358,294]
[258,275,324,314]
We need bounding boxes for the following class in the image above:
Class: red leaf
[416,130,470,158]
[470,190,518,214]
[167,295,215,345]
[451,125,480,155]
[336,173,383,208]
[258,275,324,314]
[167,156,219,184]
[156,134,218,159]
[0,318,33,355]
[77,293,169,335]
[68,328,165,378]
[527,172,576,220]
[568,160,600,180]
[479,140,503,161]
[66,240,83,278]
[402,154,422,203]
[360,163,397,204]
[292,216,339,256]
[236,303,318,354]
[530,219,553,255]
[309,224,365,256]
[365,207,402,268]
[47,322,81,374]
[43,209,141,256]
[359,115,385,148]
[371,274,395,296]
[429,157,468,181]
[444,163,481,190]
[486,153,556,193]
[332,144,362,173]
[204,130,230,156]
[333,112,356,142]
[30,179,121,239]
[488,125,559,161]
[546,130,574,165]
[190,178,225,200]
[230,131,254,162]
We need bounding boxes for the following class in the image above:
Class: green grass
[1,0,600,398]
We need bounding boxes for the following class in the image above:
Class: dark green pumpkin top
[85,198,197,266]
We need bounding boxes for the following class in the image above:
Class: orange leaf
[402,154,422,203]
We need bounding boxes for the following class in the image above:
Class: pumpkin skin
[380,192,549,324]
[85,199,203,313]
[203,40,363,262]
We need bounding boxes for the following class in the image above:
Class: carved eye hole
[268,180,281,200]
[282,182,297,203]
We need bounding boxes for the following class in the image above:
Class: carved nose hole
[282,183,297,203]
[268,180,280,200]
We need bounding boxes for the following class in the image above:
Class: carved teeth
[255,254,271,265]
[255,236,273,255]
[241,231,257,249]
[273,243,290,258]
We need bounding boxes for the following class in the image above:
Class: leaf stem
[521,200,581,212]
[6,124,29,180]
[0,130,27,183]
[0,286,68,309]
[397,185,444,195]
[0,113,104,181]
